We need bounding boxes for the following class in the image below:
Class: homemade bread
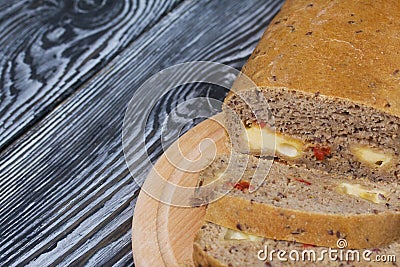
[223,0,400,182]
[193,222,400,267]
[195,155,400,249]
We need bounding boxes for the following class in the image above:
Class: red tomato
[313,144,331,161]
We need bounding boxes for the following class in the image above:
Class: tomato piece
[313,144,331,161]
[234,181,250,191]
[295,178,312,186]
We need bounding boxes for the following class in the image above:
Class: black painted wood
[0,0,284,266]
[0,0,182,152]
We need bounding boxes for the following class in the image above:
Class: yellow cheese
[244,126,304,158]
[350,145,393,168]
[224,228,263,241]
[336,182,388,204]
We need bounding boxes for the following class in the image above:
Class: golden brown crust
[205,195,400,249]
[227,0,400,116]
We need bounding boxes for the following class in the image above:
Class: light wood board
[132,113,230,266]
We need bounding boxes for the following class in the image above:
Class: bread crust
[226,0,400,116]
[206,195,400,249]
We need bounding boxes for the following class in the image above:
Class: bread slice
[193,222,400,267]
[223,0,400,182]
[194,155,400,249]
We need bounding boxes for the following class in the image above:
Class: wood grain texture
[0,0,284,266]
[0,0,182,151]
[133,114,229,267]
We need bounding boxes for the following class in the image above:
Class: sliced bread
[195,155,400,249]
[193,222,400,267]
[223,0,400,182]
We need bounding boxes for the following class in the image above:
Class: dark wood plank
[0,0,284,265]
[0,0,182,152]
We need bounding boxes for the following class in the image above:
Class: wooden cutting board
[132,113,229,266]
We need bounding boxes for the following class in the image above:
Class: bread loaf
[195,155,400,249]
[193,222,400,267]
[223,0,400,182]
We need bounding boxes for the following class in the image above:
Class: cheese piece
[336,182,388,204]
[244,126,304,158]
[224,228,263,241]
[350,145,393,168]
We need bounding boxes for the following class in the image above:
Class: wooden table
[0,0,283,266]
